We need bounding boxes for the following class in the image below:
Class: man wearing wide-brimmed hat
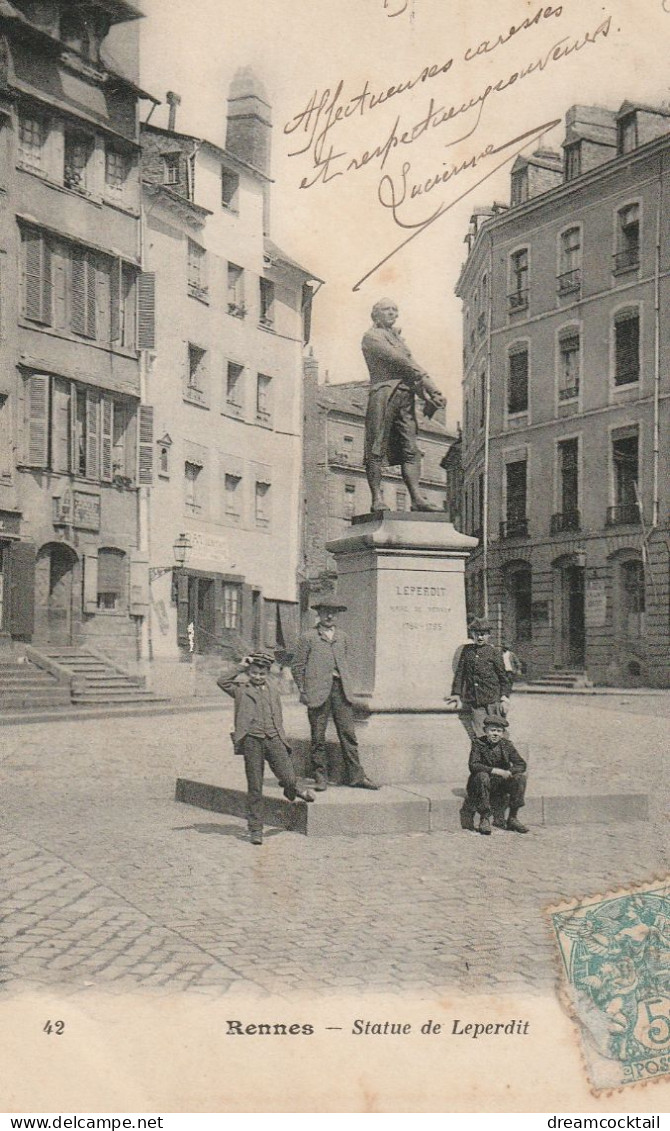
[218,651,315,845]
[292,600,378,791]
[449,616,512,739]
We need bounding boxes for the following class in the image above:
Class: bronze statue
[361,298,446,513]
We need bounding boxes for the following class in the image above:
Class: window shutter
[23,229,51,324]
[100,395,113,482]
[71,244,86,334]
[129,554,149,616]
[83,551,98,613]
[85,388,100,478]
[25,373,50,468]
[8,541,36,638]
[110,259,121,342]
[87,252,97,339]
[138,404,153,484]
[137,272,156,349]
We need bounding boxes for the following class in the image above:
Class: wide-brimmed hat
[311,599,347,612]
[469,617,493,633]
[248,651,274,668]
[483,714,508,728]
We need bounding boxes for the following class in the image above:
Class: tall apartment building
[0,0,153,664]
[302,353,454,615]
[456,101,670,687]
[141,70,317,670]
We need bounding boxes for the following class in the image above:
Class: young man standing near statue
[449,617,513,739]
[361,298,447,513]
[291,600,379,792]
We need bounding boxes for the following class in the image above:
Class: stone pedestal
[326,512,478,714]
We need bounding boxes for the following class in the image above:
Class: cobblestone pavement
[0,694,668,1000]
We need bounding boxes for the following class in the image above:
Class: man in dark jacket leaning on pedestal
[291,601,379,792]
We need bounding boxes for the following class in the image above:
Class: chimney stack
[225,67,272,177]
[166,91,181,132]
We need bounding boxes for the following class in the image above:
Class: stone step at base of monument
[175,777,649,838]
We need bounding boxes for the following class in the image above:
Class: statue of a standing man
[361,298,447,513]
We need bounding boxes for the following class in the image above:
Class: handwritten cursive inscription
[383,0,411,16]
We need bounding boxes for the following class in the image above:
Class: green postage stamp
[549,877,670,1092]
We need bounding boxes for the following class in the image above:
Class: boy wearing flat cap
[463,714,528,836]
[292,600,378,791]
[218,651,315,845]
[449,616,512,739]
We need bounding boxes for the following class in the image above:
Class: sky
[136,0,670,432]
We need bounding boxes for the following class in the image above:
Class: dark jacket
[217,665,289,753]
[451,642,512,707]
[291,627,355,708]
[468,736,527,777]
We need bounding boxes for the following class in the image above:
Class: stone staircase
[26,646,167,707]
[0,656,72,711]
[524,668,592,690]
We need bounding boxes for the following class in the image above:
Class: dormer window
[60,8,103,63]
[618,114,639,155]
[163,153,180,186]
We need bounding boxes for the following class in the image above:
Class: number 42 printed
[43,1020,65,1035]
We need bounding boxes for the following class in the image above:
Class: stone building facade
[141,70,317,673]
[0,0,153,665]
[456,101,670,687]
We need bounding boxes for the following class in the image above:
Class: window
[344,483,356,518]
[507,348,529,415]
[185,461,202,513]
[558,333,580,401]
[564,142,581,181]
[511,167,528,206]
[618,114,638,155]
[60,8,88,55]
[224,473,242,520]
[613,433,639,508]
[18,111,46,172]
[259,278,275,327]
[221,167,239,209]
[615,204,640,272]
[479,371,486,428]
[477,471,484,535]
[187,344,207,391]
[508,249,529,310]
[558,228,581,294]
[507,565,532,642]
[620,559,645,636]
[163,153,180,185]
[256,374,272,426]
[558,438,579,527]
[158,443,170,478]
[64,129,93,193]
[105,144,130,194]
[22,372,134,482]
[226,362,244,412]
[255,480,271,527]
[395,488,408,512]
[187,240,208,300]
[504,459,527,537]
[119,263,137,350]
[227,263,245,316]
[97,549,126,611]
[223,584,241,630]
[614,311,640,386]
[0,395,10,480]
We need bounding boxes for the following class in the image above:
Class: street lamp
[173,532,192,567]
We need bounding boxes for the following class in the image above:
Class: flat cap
[483,714,509,728]
[248,651,274,667]
[469,617,493,633]
[311,600,348,612]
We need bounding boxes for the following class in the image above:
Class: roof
[317,380,455,438]
[264,237,322,283]
[563,123,617,148]
[143,181,212,221]
[141,122,273,183]
[90,0,145,23]
[617,100,670,120]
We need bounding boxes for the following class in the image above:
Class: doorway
[187,575,217,653]
[560,563,585,668]
[35,543,79,646]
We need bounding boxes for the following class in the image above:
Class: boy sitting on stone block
[217,651,315,846]
[460,714,529,836]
